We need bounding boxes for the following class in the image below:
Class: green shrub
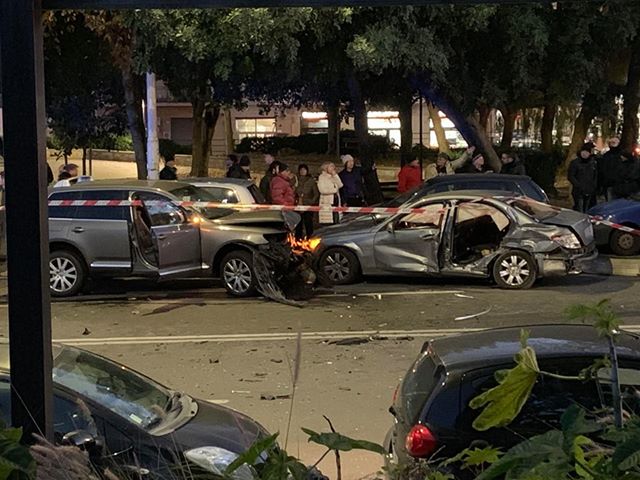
[159,138,192,160]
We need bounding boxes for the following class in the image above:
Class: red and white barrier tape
[5,200,640,237]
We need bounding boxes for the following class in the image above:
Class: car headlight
[184,447,255,480]
[551,233,581,249]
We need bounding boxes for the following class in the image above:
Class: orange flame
[287,233,321,253]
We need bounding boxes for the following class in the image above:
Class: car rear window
[518,181,547,203]
[49,191,81,218]
[400,352,444,423]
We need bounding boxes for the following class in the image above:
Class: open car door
[132,192,202,278]
[373,201,448,273]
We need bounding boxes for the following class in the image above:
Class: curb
[583,255,640,277]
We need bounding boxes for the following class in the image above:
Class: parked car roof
[425,324,640,371]
[427,173,534,184]
[183,177,255,187]
[50,179,193,191]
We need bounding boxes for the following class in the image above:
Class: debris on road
[455,293,475,299]
[82,328,91,336]
[208,358,219,364]
[270,358,283,363]
[260,393,292,401]
[455,307,492,321]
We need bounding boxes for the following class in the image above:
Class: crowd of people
[568,137,639,212]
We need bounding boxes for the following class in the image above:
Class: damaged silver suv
[315,191,597,289]
[48,180,296,297]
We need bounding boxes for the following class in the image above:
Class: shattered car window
[508,198,560,221]
[397,203,445,230]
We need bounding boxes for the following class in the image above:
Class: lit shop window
[235,118,276,140]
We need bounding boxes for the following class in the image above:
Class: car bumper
[536,246,598,277]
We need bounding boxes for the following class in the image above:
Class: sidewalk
[584,255,640,277]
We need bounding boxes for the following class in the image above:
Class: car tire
[492,250,537,290]
[318,248,360,285]
[49,250,86,297]
[221,250,257,297]
[610,229,640,256]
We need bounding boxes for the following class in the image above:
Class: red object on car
[405,424,437,457]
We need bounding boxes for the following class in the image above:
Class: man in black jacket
[599,137,623,201]
[610,151,640,199]
[159,158,178,180]
[568,145,598,213]
[500,151,526,176]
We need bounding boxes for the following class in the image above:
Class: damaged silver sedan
[315,191,597,289]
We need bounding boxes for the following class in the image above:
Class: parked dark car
[316,192,596,290]
[588,197,640,256]
[0,341,268,479]
[384,325,640,474]
[382,174,549,205]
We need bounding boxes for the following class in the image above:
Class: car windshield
[169,185,234,219]
[508,197,561,221]
[52,346,172,430]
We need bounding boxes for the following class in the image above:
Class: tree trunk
[541,102,557,154]
[565,101,596,168]
[500,106,516,149]
[427,102,450,153]
[121,67,147,179]
[81,146,87,176]
[347,72,383,205]
[478,104,491,134]
[398,92,414,162]
[326,99,340,156]
[190,100,220,178]
[621,36,640,152]
[467,115,501,172]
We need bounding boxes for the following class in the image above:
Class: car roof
[50,179,194,191]
[182,177,254,187]
[411,190,518,203]
[425,173,532,184]
[426,324,640,372]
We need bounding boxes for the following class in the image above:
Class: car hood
[588,199,640,218]
[211,210,300,231]
[540,209,594,244]
[170,399,268,454]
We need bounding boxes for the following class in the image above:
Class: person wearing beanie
[599,137,623,201]
[270,162,296,206]
[227,155,252,180]
[338,154,365,206]
[425,146,475,180]
[500,151,526,176]
[463,153,492,174]
[568,144,598,212]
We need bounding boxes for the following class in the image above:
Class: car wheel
[221,250,257,297]
[319,248,360,285]
[49,250,86,297]
[610,229,640,256]
[492,250,537,290]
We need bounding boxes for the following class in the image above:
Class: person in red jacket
[397,156,422,193]
[270,162,296,205]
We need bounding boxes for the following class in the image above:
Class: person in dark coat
[227,155,251,180]
[568,144,598,212]
[599,137,623,201]
[338,154,365,206]
[462,154,492,174]
[500,151,526,176]
[159,158,178,180]
[295,164,319,238]
[610,151,639,199]
[260,161,281,203]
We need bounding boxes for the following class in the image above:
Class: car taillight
[405,424,437,458]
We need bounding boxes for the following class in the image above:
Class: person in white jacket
[317,162,343,224]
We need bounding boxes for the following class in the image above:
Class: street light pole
[146,71,160,180]
[1,0,54,441]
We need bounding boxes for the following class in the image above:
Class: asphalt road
[1,274,640,479]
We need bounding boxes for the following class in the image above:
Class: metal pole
[419,94,424,180]
[146,71,160,180]
[1,0,54,441]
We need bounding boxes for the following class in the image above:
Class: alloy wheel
[617,233,635,251]
[49,257,79,293]
[223,258,252,294]
[498,255,530,287]
[323,252,351,282]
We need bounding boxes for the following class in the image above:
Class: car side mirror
[62,430,104,458]
[386,222,395,234]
